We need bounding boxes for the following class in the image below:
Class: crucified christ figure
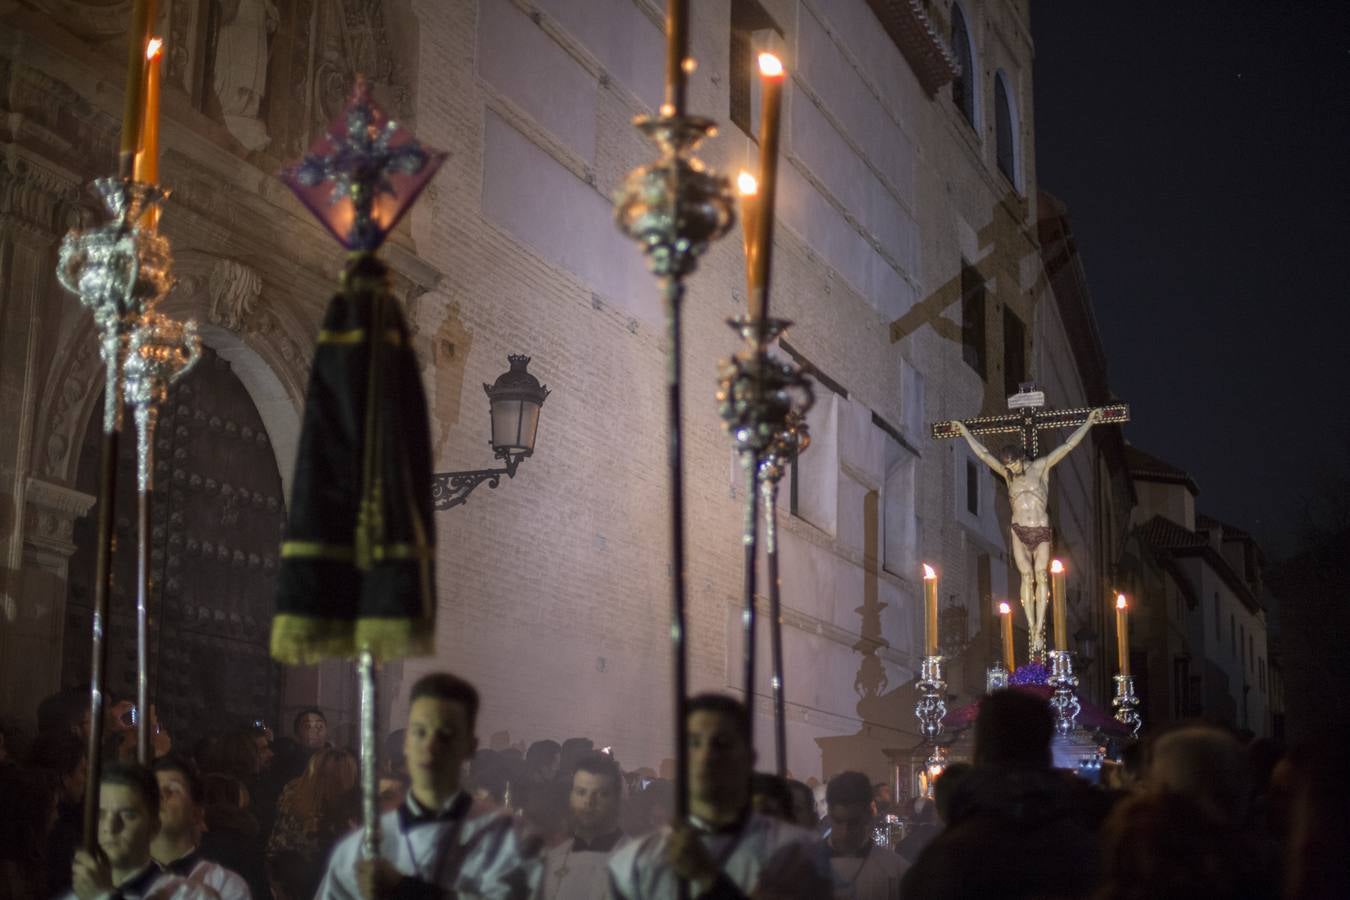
[954,408,1104,656]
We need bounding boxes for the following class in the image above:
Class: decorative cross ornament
[280,77,446,251]
[930,382,1129,458]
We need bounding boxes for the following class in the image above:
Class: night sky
[1031,2,1350,561]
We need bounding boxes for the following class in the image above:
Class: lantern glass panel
[519,402,542,452]
[491,399,524,451]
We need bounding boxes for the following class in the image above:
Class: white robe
[173,856,252,900]
[830,846,908,899]
[538,835,632,900]
[606,813,832,899]
[317,799,541,899]
[58,865,221,900]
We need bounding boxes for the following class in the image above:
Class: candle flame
[737,171,759,196]
[659,102,675,117]
[758,52,785,77]
[1050,559,1065,574]
[922,563,936,580]
[999,601,1011,615]
[1116,593,1128,610]
[146,37,164,60]
[682,57,697,74]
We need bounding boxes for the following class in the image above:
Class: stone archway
[63,345,288,744]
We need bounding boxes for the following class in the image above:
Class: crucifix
[930,384,1129,658]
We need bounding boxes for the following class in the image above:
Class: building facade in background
[3,0,1147,784]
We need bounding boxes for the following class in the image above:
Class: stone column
[0,479,94,724]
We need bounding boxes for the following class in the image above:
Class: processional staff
[272,77,446,857]
[53,0,194,851]
[614,0,735,854]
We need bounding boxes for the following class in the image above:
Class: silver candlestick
[914,655,947,740]
[1046,649,1081,736]
[986,661,1009,693]
[123,313,200,762]
[1113,673,1142,738]
[615,112,735,828]
[56,176,173,850]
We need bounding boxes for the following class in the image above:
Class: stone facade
[0,0,1130,785]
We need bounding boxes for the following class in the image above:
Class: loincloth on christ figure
[1011,523,1053,552]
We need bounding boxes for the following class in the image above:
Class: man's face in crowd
[253,734,274,771]
[99,783,157,869]
[404,697,476,792]
[154,769,198,841]
[828,801,873,855]
[296,712,327,751]
[688,710,751,808]
[570,769,619,836]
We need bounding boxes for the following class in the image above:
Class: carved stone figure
[208,258,262,332]
[213,0,280,151]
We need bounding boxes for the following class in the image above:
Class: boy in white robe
[316,672,540,899]
[151,755,252,900]
[64,762,221,900]
[539,751,631,900]
[823,772,907,899]
[607,694,831,899]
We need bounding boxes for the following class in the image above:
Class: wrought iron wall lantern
[431,355,550,511]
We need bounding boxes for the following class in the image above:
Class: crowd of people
[0,675,1344,899]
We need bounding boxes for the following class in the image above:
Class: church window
[730,0,780,137]
[994,72,1018,186]
[951,4,977,128]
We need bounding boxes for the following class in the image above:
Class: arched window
[951,4,976,127]
[994,72,1018,186]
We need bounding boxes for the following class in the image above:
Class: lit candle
[1050,559,1067,651]
[737,172,759,303]
[999,601,1015,672]
[662,0,688,117]
[135,38,164,187]
[119,0,160,178]
[922,564,938,657]
[748,53,785,322]
[1115,593,1130,676]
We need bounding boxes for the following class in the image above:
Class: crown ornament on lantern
[280,77,446,251]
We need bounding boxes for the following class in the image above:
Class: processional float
[55,0,200,850]
[926,384,1141,741]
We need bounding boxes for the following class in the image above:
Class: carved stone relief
[213,0,280,150]
[207,257,263,331]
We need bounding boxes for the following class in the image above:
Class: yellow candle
[737,172,760,304]
[999,601,1015,672]
[922,564,938,657]
[135,38,163,186]
[119,0,160,178]
[1115,593,1130,676]
[663,0,688,117]
[1051,559,1067,651]
[748,53,785,321]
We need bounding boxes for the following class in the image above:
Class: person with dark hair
[901,690,1106,900]
[316,671,539,898]
[750,772,795,822]
[198,773,268,900]
[526,739,563,783]
[540,751,629,900]
[61,762,217,900]
[150,755,251,900]
[0,765,59,900]
[36,688,90,740]
[28,728,87,895]
[607,693,831,899]
[825,771,906,898]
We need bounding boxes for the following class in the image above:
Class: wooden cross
[931,385,1129,458]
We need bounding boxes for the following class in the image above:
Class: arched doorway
[64,346,286,744]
